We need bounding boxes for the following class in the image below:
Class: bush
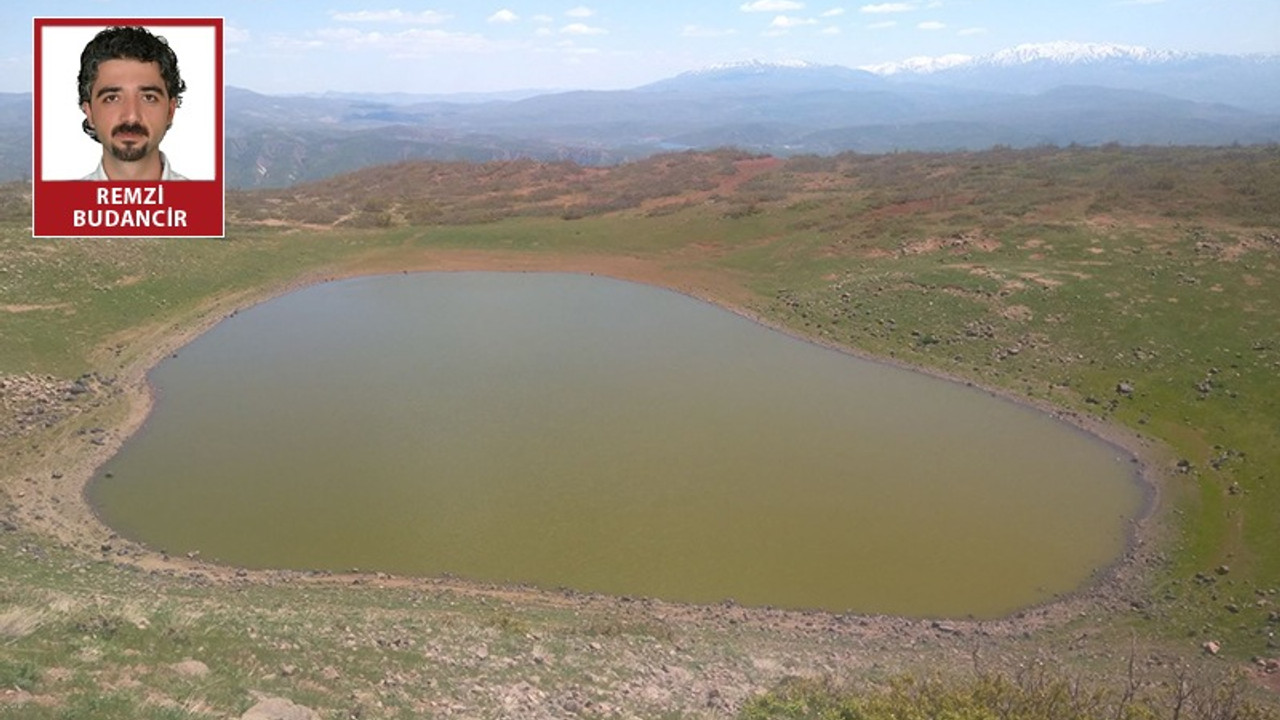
[0,659,39,691]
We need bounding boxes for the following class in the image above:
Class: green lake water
[91,272,1144,617]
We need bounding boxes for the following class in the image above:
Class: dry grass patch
[0,606,44,640]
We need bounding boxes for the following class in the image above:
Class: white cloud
[867,20,898,29]
[566,6,596,18]
[821,25,842,34]
[266,34,325,52]
[682,25,739,38]
[741,0,805,12]
[532,14,554,24]
[771,15,819,28]
[330,9,451,24]
[555,40,601,55]
[860,3,916,13]
[224,23,251,45]
[310,27,498,56]
[488,9,519,23]
[561,23,608,36]
[917,20,946,30]
[957,26,987,36]
[821,7,847,17]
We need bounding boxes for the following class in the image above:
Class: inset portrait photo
[33,18,224,238]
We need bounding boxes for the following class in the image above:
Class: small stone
[1203,640,1221,656]
[172,659,210,678]
[239,697,320,720]
[1216,565,1230,576]
[931,620,962,635]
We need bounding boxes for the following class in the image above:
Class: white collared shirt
[83,152,186,181]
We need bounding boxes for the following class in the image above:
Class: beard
[108,140,151,162]
[108,123,151,163]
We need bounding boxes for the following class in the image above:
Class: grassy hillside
[1,146,1278,718]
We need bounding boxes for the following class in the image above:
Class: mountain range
[4,42,1277,188]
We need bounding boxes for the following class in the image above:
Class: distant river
[91,272,1143,617]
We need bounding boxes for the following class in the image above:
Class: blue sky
[6,0,1279,94]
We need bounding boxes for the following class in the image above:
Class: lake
[91,272,1144,617]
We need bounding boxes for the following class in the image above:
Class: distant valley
[5,42,1278,188]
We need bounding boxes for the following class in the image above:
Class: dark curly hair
[78,26,186,142]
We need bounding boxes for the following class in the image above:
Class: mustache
[111,123,149,138]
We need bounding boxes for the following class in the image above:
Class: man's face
[80,58,176,164]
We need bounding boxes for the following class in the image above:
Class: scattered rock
[930,620,962,635]
[240,697,320,720]
[172,659,210,678]
[1215,565,1230,576]
[1116,381,1134,396]
[1203,640,1222,656]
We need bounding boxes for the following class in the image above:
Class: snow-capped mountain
[982,42,1194,67]
[863,42,1199,76]
[640,59,884,93]
[4,43,1278,186]
[861,54,973,76]
[862,42,1280,112]
[683,59,827,74]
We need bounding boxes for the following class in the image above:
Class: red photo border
[32,17,224,238]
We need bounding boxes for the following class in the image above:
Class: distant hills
[864,42,1280,112]
[4,42,1278,188]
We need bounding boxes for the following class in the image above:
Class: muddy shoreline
[2,248,1170,642]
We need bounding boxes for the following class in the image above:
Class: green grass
[1,145,1279,717]
[741,670,1276,720]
